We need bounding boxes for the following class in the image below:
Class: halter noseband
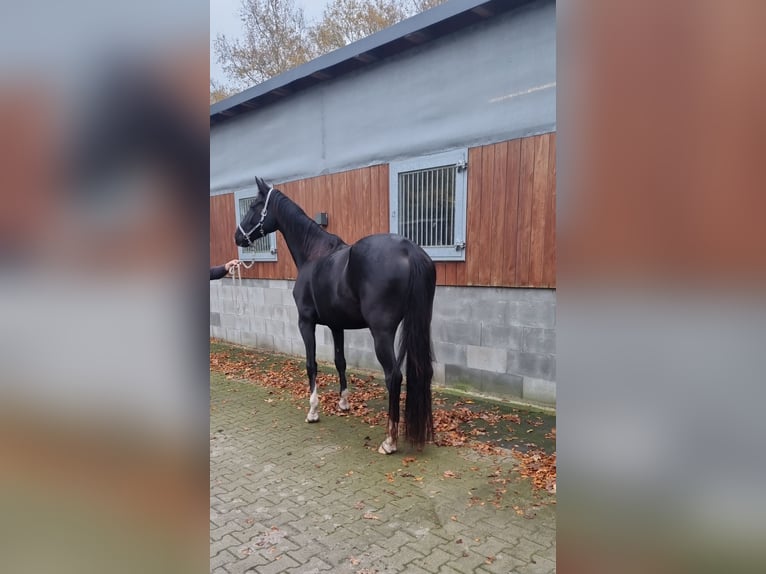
[238,187,274,247]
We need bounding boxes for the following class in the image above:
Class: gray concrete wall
[210,0,556,195]
[210,279,555,406]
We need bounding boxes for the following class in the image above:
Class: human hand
[224,259,241,272]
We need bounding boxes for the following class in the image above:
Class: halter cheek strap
[238,187,274,247]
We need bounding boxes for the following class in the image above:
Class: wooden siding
[210,133,556,287]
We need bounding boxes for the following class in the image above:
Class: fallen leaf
[363,513,380,520]
[450,515,457,521]
[443,470,460,479]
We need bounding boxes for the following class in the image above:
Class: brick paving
[211,372,555,573]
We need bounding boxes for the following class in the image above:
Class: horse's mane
[274,192,346,262]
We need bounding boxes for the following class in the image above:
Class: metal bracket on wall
[456,160,468,172]
[455,241,466,251]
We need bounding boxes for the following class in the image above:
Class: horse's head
[234,177,279,247]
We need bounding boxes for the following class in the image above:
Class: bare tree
[310,0,408,53]
[408,0,446,12]
[212,0,448,90]
[213,0,316,88]
[210,78,234,104]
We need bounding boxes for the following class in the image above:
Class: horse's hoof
[305,414,319,423]
[377,438,397,454]
[338,401,350,412]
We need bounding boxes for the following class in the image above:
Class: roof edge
[211,0,533,121]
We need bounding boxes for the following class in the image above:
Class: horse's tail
[398,250,436,449]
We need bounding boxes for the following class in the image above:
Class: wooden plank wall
[210,164,390,281]
[210,132,556,287]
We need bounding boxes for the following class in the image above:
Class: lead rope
[233,261,255,315]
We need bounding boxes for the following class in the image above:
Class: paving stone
[210,371,555,573]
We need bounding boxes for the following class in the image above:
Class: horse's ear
[255,176,270,195]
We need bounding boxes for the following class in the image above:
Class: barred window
[234,189,277,262]
[389,149,468,261]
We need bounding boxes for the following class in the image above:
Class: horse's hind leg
[371,328,401,454]
[331,329,350,411]
[298,319,320,423]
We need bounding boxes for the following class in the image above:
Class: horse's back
[351,233,429,264]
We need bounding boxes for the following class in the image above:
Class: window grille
[389,149,468,261]
[233,189,278,262]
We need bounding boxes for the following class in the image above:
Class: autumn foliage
[210,341,556,492]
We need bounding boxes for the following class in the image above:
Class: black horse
[234,177,436,454]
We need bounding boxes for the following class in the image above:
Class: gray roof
[210,0,534,125]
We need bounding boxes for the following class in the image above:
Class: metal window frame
[233,188,278,262]
[389,148,468,261]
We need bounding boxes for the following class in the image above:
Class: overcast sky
[210,0,331,86]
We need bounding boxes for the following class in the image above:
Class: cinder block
[466,345,508,373]
[509,301,556,328]
[507,351,556,380]
[210,325,224,339]
[432,362,446,384]
[220,313,240,329]
[522,376,556,405]
[522,327,556,354]
[210,312,221,327]
[509,287,556,303]
[281,289,296,306]
[481,324,523,349]
[263,319,285,338]
[209,292,222,312]
[249,317,266,334]
[469,299,509,325]
[249,303,271,319]
[221,299,237,315]
[432,295,470,320]
[224,328,242,345]
[345,347,380,372]
[445,364,523,398]
[272,336,292,354]
[248,287,265,306]
[264,289,282,306]
[269,305,287,322]
[290,339,308,359]
[315,343,334,362]
[285,306,299,324]
[346,329,373,350]
[255,333,274,350]
[434,320,481,346]
[284,322,301,340]
[433,341,467,367]
[316,326,330,346]
[241,330,259,348]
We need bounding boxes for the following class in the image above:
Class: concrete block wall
[210,280,555,406]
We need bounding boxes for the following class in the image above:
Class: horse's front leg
[331,329,350,412]
[298,319,319,423]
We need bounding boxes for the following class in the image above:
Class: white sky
[210,0,332,86]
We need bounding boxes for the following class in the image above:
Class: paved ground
[210,372,555,574]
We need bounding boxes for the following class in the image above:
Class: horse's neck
[275,195,338,269]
